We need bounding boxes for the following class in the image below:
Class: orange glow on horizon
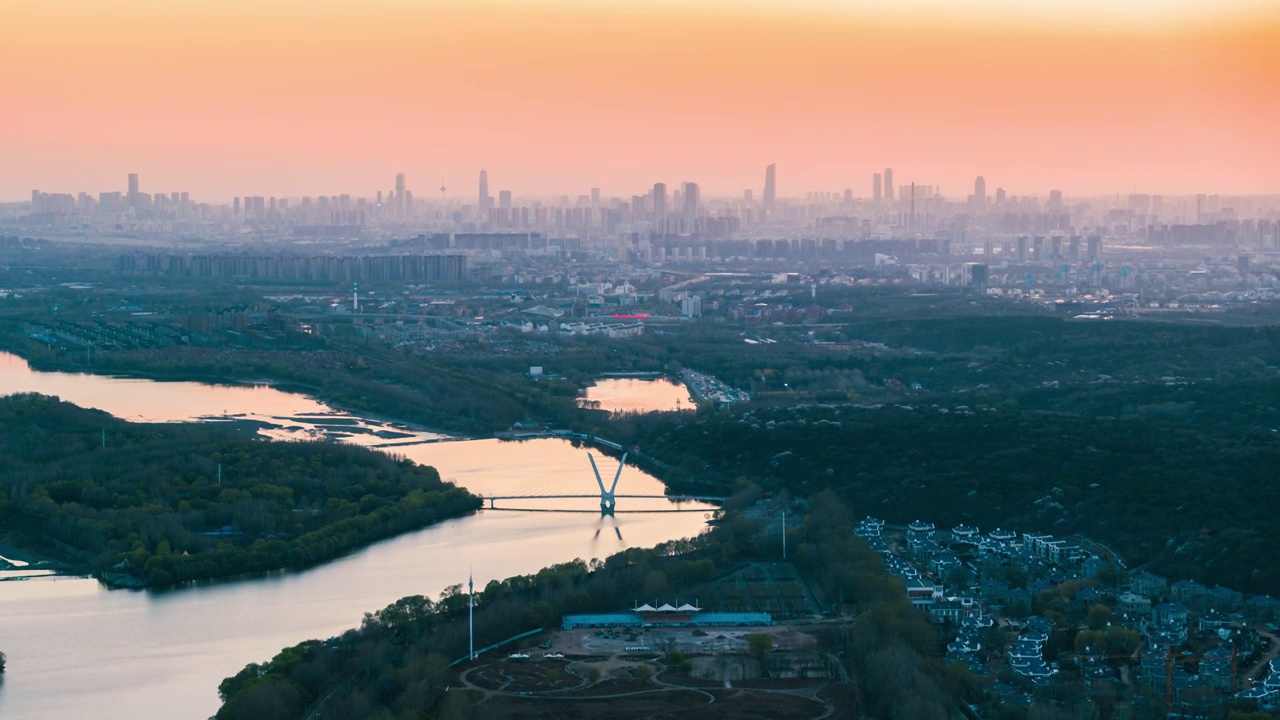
[2,1,1277,200]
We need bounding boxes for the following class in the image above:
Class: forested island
[0,394,480,587]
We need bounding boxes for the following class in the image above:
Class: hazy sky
[3,0,1278,202]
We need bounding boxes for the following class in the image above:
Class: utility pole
[469,568,475,661]
[782,510,787,561]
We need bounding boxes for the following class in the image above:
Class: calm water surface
[578,377,693,415]
[0,353,711,719]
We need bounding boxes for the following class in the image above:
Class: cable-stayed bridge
[483,453,724,515]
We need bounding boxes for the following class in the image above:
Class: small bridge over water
[483,453,724,515]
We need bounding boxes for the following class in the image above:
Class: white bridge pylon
[588,452,627,516]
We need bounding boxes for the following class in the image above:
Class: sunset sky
[3,0,1278,202]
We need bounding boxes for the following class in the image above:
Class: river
[0,352,713,719]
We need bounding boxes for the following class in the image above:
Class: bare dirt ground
[453,623,849,719]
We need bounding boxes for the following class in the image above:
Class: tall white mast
[468,568,475,661]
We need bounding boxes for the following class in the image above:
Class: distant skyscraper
[127,173,139,208]
[395,173,406,218]
[652,182,667,233]
[763,163,776,211]
[1048,189,1063,212]
[499,190,512,210]
[590,187,600,207]
[683,181,699,234]
[873,173,883,204]
[996,187,1007,204]
[884,168,895,202]
[478,170,490,212]
[974,176,986,208]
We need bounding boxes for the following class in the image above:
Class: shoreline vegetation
[0,394,481,589]
[0,323,618,438]
[0,333,470,443]
[7,314,1280,594]
[5,318,1279,594]
[214,491,948,720]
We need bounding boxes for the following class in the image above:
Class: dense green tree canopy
[0,394,479,586]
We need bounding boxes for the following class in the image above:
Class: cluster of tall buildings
[14,170,1280,252]
[30,172,192,219]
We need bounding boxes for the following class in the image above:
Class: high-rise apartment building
[763,163,776,211]
[974,176,986,209]
[652,182,667,233]
[884,168,895,202]
[478,170,490,212]
[394,173,406,218]
[1086,234,1102,260]
[683,181,699,234]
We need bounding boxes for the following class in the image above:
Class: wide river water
[0,352,713,719]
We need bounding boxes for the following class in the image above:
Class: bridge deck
[484,507,712,514]
[486,494,724,501]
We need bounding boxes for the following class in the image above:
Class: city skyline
[24,168,1280,219]
[4,1,1278,202]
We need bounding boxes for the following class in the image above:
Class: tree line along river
[0,351,712,720]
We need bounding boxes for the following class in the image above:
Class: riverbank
[0,539,84,577]
[0,394,485,590]
[0,334,470,442]
[0,436,716,720]
[0,323,598,437]
[211,492,908,720]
